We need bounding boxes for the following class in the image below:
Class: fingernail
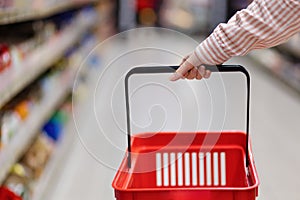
[169,72,182,81]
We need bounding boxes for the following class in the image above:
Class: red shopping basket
[112,65,259,200]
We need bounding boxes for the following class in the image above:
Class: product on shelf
[21,134,54,179]
[0,43,12,72]
[10,46,23,68]
[42,101,70,142]
[158,0,212,33]
[14,100,30,121]
[0,3,101,199]
[0,21,46,71]
[1,98,71,184]
[0,28,92,149]
[0,83,42,149]
[0,186,22,200]
[0,110,21,148]
[0,97,72,198]
[0,112,3,148]
[0,55,72,150]
[0,8,86,76]
[250,47,300,93]
[2,163,31,200]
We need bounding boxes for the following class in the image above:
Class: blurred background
[0,0,300,200]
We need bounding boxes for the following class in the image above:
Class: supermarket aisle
[44,30,300,200]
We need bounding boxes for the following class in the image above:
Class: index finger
[176,61,194,77]
[169,61,194,81]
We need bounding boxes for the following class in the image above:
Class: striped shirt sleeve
[187,0,300,67]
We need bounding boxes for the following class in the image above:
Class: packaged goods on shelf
[0,0,32,11]
[0,22,99,150]
[0,13,73,75]
[278,33,300,58]
[0,0,97,25]
[0,29,92,181]
[71,33,102,101]
[0,5,98,75]
[249,47,300,93]
[0,110,21,148]
[0,186,22,200]
[0,52,71,151]
[0,44,12,72]
[21,134,54,180]
[0,98,72,199]
[0,85,42,149]
[2,163,31,200]
[0,2,102,199]
[42,104,70,142]
[160,0,211,33]
[0,20,56,68]
[0,0,93,15]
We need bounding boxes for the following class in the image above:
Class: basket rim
[112,164,259,192]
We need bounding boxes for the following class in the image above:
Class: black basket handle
[125,65,251,168]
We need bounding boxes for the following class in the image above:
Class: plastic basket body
[112,132,259,200]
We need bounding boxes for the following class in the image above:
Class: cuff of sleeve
[186,51,202,67]
[187,31,230,66]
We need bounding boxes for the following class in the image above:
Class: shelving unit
[0,3,101,195]
[29,35,100,198]
[0,0,97,25]
[248,38,300,94]
[0,64,78,184]
[278,36,300,58]
[0,16,93,109]
[31,120,76,200]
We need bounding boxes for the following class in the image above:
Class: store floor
[43,30,300,200]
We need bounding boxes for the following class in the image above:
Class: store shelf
[32,120,76,200]
[279,43,300,58]
[0,69,76,184]
[278,35,300,58]
[0,19,88,109]
[0,0,97,25]
[249,49,300,93]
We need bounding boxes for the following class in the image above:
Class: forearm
[188,0,300,66]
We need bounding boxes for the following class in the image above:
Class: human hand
[169,55,211,81]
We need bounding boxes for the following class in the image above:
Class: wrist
[186,51,202,67]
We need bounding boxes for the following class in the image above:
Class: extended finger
[177,61,194,77]
[169,61,194,81]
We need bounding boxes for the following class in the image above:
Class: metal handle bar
[124,65,250,168]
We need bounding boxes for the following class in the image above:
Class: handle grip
[125,65,250,168]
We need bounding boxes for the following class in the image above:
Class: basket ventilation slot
[156,152,226,187]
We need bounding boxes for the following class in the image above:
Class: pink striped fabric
[187,0,300,66]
